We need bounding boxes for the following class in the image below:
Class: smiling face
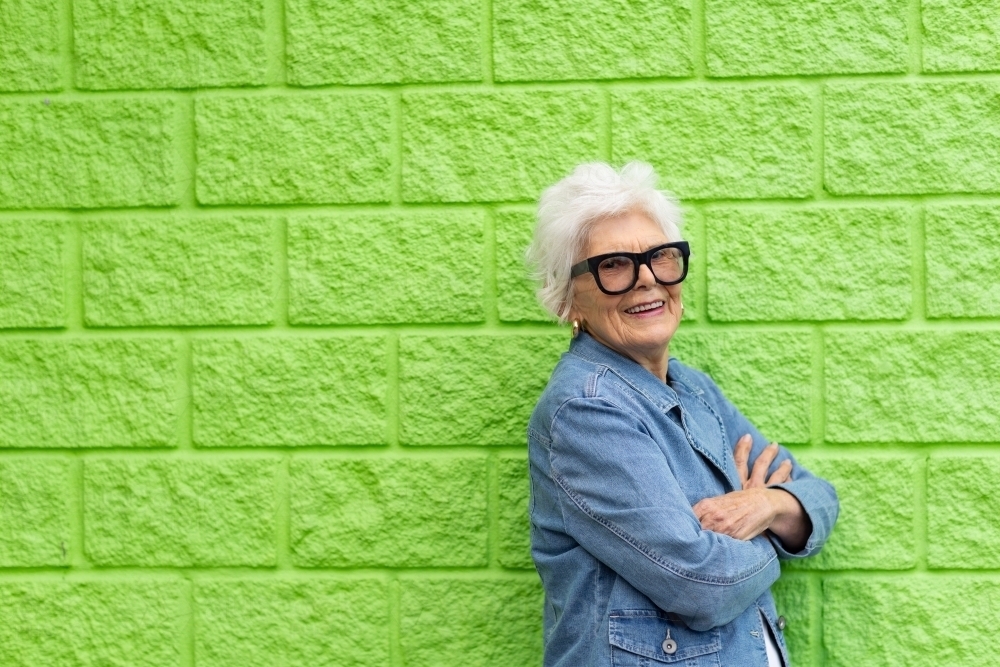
[568,210,684,380]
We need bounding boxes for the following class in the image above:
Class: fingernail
[741,434,751,442]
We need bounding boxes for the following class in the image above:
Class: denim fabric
[528,333,839,667]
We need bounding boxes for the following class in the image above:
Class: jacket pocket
[609,610,721,666]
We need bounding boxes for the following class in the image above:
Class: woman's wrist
[764,488,811,552]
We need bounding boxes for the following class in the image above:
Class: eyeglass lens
[596,247,686,292]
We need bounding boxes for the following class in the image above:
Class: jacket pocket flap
[609,611,721,663]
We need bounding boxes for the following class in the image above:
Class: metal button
[662,629,677,654]
[777,615,787,631]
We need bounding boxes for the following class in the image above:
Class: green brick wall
[1,1,998,665]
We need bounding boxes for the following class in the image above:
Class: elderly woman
[526,162,839,667]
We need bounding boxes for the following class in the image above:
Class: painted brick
[84,457,276,566]
[825,331,1000,442]
[195,579,389,666]
[399,578,543,667]
[399,334,566,445]
[824,578,1000,666]
[192,337,387,446]
[0,458,70,567]
[498,455,532,569]
[402,91,602,203]
[0,0,61,91]
[285,0,480,85]
[925,205,1000,318]
[791,456,915,570]
[825,82,1000,195]
[495,208,551,322]
[770,576,812,664]
[0,219,65,328]
[493,0,691,81]
[613,86,814,200]
[83,216,273,327]
[196,94,392,205]
[707,206,911,321]
[74,0,266,90]
[923,0,1000,73]
[0,99,178,209]
[288,211,484,325]
[706,0,907,76]
[0,580,184,666]
[928,456,1000,569]
[290,457,487,567]
[670,331,812,444]
[0,338,179,448]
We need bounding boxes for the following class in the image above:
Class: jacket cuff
[767,478,838,559]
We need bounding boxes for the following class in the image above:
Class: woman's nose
[635,262,656,288]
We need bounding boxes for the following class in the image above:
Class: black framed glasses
[570,241,690,295]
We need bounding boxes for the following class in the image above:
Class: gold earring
[571,319,581,338]
[680,302,685,314]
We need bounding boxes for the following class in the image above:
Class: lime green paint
[0,1,997,664]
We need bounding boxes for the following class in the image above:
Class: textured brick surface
[493,0,690,81]
[0,458,70,566]
[670,331,812,444]
[825,331,1000,443]
[498,455,532,569]
[0,0,61,91]
[495,208,551,322]
[706,0,907,76]
[84,457,276,566]
[707,206,911,321]
[826,82,1000,195]
[0,338,179,448]
[402,91,601,202]
[923,0,1000,73]
[613,86,814,200]
[928,457,1000,568]
[0,580,184,666]
[290,457,487,567]
[771,576,812,663]
[399,578,543,666]
[83,217,274,326]
[792,456,915,570]
[399,334,566,445]
[925,205,1000,318]
[195,579,389,666]
[74,0,266,89]
[288,211,485,324]
[0,219,65,328]
[196,94,392,205]
[192,337,386,446]
[0,99,178,209]
[824,578,1000,667]
[286,0,479,85]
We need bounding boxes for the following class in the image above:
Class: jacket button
[662,638,677,654]
[777,616,787,631]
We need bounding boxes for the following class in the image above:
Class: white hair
[526,161,684,322]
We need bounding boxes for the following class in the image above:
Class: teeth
[625,300,664,314]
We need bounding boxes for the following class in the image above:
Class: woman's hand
[692,434,811,551]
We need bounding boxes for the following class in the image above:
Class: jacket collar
[568,332,681,412]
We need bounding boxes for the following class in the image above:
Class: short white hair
[526,161,684,322]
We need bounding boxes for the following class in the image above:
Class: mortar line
[810,327,825,447]
[274,216,289,327]
[484,207,500,326]
[275,454,291,569]
[264,0,287,85]
[177,94,197,209]
[180,577,194,667]
[386,333,401,449]
[178,336,193,449]
[482,0,494,84]
[67,217,84,331]
[59,0,76,90]
[809,574,823,667]
[911,205,927,322]
[907,0,923,75]
[389,575,402,667]
[487,451,500,568]
[692,0,707,79]
[391,91,403,206]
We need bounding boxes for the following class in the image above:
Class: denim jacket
[528,333,839,667]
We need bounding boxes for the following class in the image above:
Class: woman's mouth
[624,300,665,314]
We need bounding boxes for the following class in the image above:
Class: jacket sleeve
[700,379,840,560]
[548,395,781,631]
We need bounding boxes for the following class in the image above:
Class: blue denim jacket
[528,333,839,667]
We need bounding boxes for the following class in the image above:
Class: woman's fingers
[748,443,779,488]
[766,459,793,486]
[734,434,752,488]
[693,489,776,541]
